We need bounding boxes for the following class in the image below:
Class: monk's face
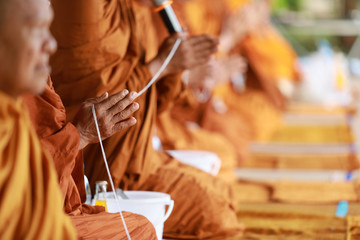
[0,0,57,98]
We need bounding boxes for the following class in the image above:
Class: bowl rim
[105,190,172,204]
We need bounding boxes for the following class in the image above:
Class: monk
[0,0,75,238]
[50,0,243,239]
[152,0,254,165]
[210,0,300,142]
[132,0,238,183]
[166,0,299,167]
[18,1,157,239]
[23,78,158,239]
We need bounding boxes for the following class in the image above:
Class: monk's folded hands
[73,90,139,150]
[148,33,219,79]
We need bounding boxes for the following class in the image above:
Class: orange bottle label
[95,200,108,212]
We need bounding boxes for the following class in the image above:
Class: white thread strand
[92,105,131,240]
[137,38,182,97]
[88,39,181,239]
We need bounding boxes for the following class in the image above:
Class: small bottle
[94,181,108,211]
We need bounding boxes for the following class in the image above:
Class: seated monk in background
[168,0,299,165]
[152,0,253,165]
[0,0,75,238]
[49,0,243,238]
[212,0,300,141]
[133,0,239,183]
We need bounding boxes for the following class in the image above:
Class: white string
[91,105,131,240]
[88,38,182,239]
[137,38,182,97]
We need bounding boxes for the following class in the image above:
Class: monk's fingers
[192,42,218,53]
[96,92,109,102]
[164,32,187,47]
[187,40,218,59]
[111,102,139,123]
[95,116,136,139]
[181,55,211,70]
[187,34,217,43]
[191,56,212,68]
[193,47,218,59]
[112,117,137,133]
[188,34,219,47]
[97,89,130,110]
[191,37,219,50]
[84,92,109,106]
[107,91,138,116]
[176,46,214,67]
[171,32,187,40]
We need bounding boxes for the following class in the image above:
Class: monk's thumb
[171,32,187,41]
[95,92,109,103]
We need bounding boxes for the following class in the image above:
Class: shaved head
[0,0,57,98]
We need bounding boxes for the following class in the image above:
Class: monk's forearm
[40,123,81,180]
[147,57,168,80]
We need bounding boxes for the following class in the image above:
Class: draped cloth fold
[24,79,157,240]
[50,0,243,238]
[169,0,299,155]
[0,91,76,240]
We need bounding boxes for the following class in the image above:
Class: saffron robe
[23,80,157,240]
[49,0,243,238]
[0,91,76,240]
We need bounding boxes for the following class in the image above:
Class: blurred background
[264,0,360,107]
[272,0,360,54]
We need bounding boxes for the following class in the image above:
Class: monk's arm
[23,90,81,183]
[40,123,81,182]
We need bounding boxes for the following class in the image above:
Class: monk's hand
[73,90,139,150]
[211,54,248,84]
[148,33,219,78]
[187,59,214,92]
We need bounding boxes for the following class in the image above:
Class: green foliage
[272,0,302,11]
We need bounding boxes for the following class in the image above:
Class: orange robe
[224,0,299,88]
[226,0,250,10]
[156,111,238,183]
[211,28,299,142]
[131,1,238,182]
[175,0,227,37]
[0,91,76,240]
[214,0,300,141]
[50,0,243,238]
[23,79,157,240]
[172,0,299,149]
[162,0,254,165]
